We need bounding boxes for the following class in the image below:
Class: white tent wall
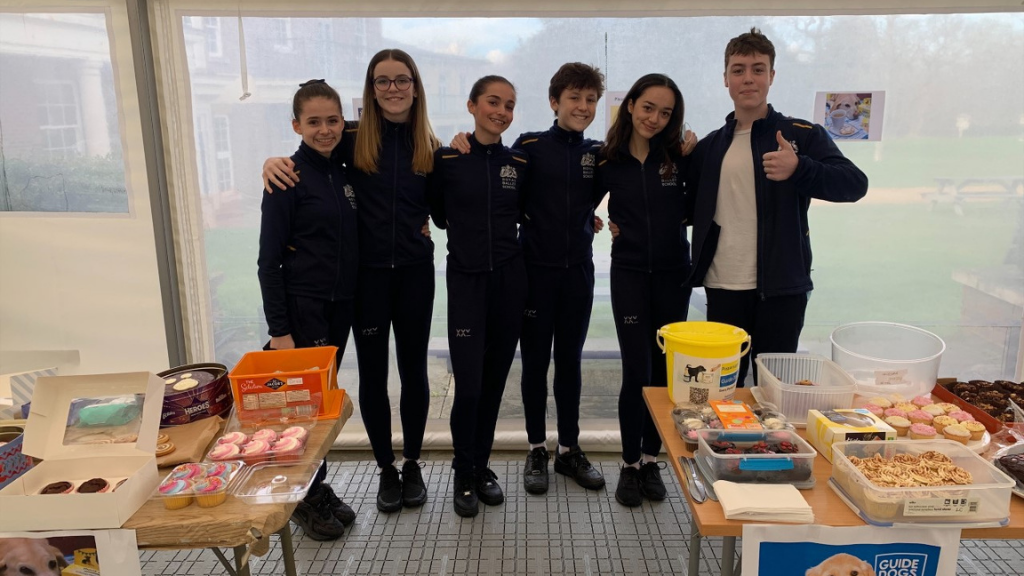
[0,1,170,375]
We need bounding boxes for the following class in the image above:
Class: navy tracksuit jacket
[429,134,529,475]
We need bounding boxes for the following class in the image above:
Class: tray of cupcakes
[672,399,795,452]
[863,391,991,454]
[204,400,319,465]
[154,461,245,510]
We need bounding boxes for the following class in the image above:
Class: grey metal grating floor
[139,456,1023,575]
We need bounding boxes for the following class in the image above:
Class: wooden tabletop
[124,394,353,551]
[644,387,1024,539]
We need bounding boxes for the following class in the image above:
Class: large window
[0,12,128,213]
[181,14,1023,391]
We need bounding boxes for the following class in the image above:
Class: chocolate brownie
[997,454,1024,484]
[39,481,73,494]
[76,478,109,493]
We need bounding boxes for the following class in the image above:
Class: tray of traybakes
[829,439,1014,526]
[938,380,1024,426]
[991,443,1024,500]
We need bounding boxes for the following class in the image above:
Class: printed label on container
[903,497,979,516]
[258,391,287,408]
[875,369,909,386]
[287,377,304,386]
[671,352,738,404]
[242,393,261,411]
[285,389,311,402]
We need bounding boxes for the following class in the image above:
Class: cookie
[156,442,176,457]
[157,433,170,444]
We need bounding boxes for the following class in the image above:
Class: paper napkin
[713,481,815,523]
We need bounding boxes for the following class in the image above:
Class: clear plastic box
[831,440,1013,526]
[695,429,817,484]
[153,461,245,510]
[830,322,945,400]
[755,354,856,426]
[231,460,321,504]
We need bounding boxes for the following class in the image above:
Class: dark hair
[355,48,440,174]
[601,73,684,178]
[469,75,515,103]
[292,79,342,121]
[548,62,605,103]
[724,27,776,70]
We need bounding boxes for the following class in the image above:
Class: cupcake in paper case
[942,424,971,445]
[909,423,936,440]
[948,410,975,423]
[962,421,986,441]
[205,461,240,480]
[921,404,945,417]
[863,404,884,417]
[241,439,272,464]
[931,415,956,434]
[867,397,893,409]
[38,481,75,495]
[209,442,241,461]
[907,410,933,425]
[218,432,249,446]
[272,436,304,463]
[251,429,279,443]
[193,476,228,508]
[884,416,910,437]
[169,463,203,480]
[883,408,907,419]
[911,395,933,408]
[280,426,310,443]
[159,478,193,510]
[76,478,110,493]
[936,402,960,414]
[894,402,918,413]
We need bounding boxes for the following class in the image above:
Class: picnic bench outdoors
[924,176,1024,214]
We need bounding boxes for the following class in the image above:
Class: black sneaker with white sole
[524,447,550,495]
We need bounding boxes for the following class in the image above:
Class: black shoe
[524,447,550,495]
[452,472,479,518]
[554,446,606,490]
[474,468,504,506]
[376,464,403,513]
[638,461,668,501]
[401,460,428,508]
[290,500,345,541]
[615,466,643,507]
[315,483,356,526]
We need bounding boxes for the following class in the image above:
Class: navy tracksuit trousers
[519,261,594,448]
[447,257,527,476]
[610,267,690,464]
[353,262,434,467]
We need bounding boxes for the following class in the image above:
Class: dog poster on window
[742,525,960,576]
[814,91,885,141]
[0,530,141,575]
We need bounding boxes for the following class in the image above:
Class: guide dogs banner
[742,525,961,576]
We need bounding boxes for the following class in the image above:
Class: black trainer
[290,500,345,540]
[376,464,403,513]
[316,483,356,526]
[524,447,550,495]
[452,472,479,518]
[401,459,428,508]
[474,468,504,506]
[614,466,643,507]
[554,446,606,490]
[638,461,668,501]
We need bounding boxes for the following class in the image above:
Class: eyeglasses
[373,76,414,91]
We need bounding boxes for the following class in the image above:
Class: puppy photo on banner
[742,525,961,576]
[0,530,141,576]
[814,91,886,141]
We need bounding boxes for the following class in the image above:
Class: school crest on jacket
[500,165,518,189]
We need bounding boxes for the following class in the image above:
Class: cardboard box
[0,372,164,531]
[0,367,57,419]
[806,408,897,463]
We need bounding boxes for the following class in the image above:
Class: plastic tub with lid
[830,322,945,401]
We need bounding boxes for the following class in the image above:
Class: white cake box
[0,372,164,531]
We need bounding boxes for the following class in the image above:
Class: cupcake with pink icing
[280,426,309,443]
[208,442,241,461]
[204,461,238,479]
[193,476,228,508]
[218,431,249,446]
[863,404,884,417]
[241,439,272,464]
[272,436,304,463]
[251,429,278,443]
[909,423,936,440]
[883,408,907,419]
[169,463,203,480]
[159,478,193,510]
[948,411,975,423]
[911,395,933,407]
[908,410,933,425]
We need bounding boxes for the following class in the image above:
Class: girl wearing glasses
[263,49,440,515]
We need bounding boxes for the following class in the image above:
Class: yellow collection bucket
[656,322,751,404]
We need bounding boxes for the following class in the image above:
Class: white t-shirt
[704,129,758,290]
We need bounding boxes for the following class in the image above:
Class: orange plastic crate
[228,346,338,422]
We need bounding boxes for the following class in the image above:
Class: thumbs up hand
[762,130,798,181]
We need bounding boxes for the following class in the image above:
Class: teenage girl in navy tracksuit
[429,76,528,518]
[263,49,439,515]
[594,74,692,508]
[258,80,358,540]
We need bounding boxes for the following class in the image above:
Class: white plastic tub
[830,322,945,400]
[755,354,856,426]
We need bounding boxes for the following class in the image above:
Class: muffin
[38,481,74,495]
[76,478,110,493]
[158,479,193,510]
[962,421,986,441]
[908,410,933,425]
[909,423,936,440]
[884,416,911,437]
[931,415,956,434]
[193,476,227,508]
[942,424,971,445]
